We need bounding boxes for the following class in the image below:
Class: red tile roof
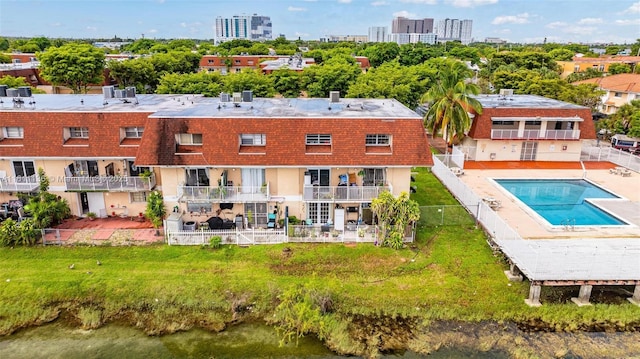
[573,73,640,93]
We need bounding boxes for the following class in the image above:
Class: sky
[0,0,639,44]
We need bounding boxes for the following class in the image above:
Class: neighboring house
[461,91,595,162]
[557,56,640,78]
[199,55,369,74]
[0,89,432,228]
[573,73,640,115]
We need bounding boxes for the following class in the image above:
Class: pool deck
[456,161,640,305]
[459,163,640,239]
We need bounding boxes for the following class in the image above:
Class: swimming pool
[494,179,627,226]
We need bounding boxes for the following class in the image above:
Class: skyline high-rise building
[368,26,388,43]
[391,17,434,34]
[436,18,473,45]
[215,14,272,42]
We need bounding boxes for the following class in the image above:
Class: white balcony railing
[178,184,270,202]
[303,185,391,202]
[0,174,39,192]
[491,129,580,140]
[64,173,156,192]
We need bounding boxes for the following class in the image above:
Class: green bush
[209,235,222,249]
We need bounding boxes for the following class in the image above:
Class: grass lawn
[1,168,638,350]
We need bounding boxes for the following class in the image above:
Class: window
[2,127,24,138]
[185,168,209,186]
[176,133,203,145]
[234,60,241,64]
[614,92,622,97]
[365,134,390,145]
[124,127,144,138]
[492,120,514,126]
[69,127,89,138]
[525,121,541,126]
[13,161,35,177]
[130,192,148,203]
[240,134,266,145]
[306,134,331,145]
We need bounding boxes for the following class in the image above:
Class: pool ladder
[561,218,575,231]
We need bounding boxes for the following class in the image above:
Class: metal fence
[418,205,475,227]
[581,146,640,173]
[430,154,523,242]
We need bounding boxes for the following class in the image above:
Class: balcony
[178,184,270,203]
[303,185,391,202]
[491,129,580,140]
[0,174,39,192]
[64,174,156,192]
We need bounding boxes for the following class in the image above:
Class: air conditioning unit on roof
[499,89,514,96]
[114,89,127,98]
[232,92,242,103]
[329,91,340,103]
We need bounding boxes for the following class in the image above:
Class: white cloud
[491,13,530,25]
[180,22,187,28]
[562,26,596,36]
[338,0,352,3]
[545,22,567,29]
[50,22,61,27]
[615,18,640,25]
[288,6,307,11]
[148,29,158,34]
[393,10,417,18]
[399,0,437,4]
[371,0,388,5]
[445,0,498,8]
[622,1,640,14]
[577,18,603,25]
[86,26,97,31]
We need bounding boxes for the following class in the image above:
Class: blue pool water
[495,179,626,226]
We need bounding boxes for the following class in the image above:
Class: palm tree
[421,60,483,149]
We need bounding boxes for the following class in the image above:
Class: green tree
[23,168,71,229]
[605,45,620,55]
[107,57,156,93]
[420,60,483,146]
[0,53,10,63]
[301,59,360,98]
[38,42,105,94]
[0,219,20,247]
[224,69,274,97]
[599,100,640,137]
[145,190,166,235]
[361,42,399,67]
[608,63,631,75]
[0,37,9,51]
[371,191,420,250]
[270,69,302,98]
[156,72,224,96]
[548,48,575,61]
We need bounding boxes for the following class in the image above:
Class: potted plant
[87,212,97,221]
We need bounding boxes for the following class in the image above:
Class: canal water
[0,322,507,359]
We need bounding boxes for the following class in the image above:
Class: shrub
[209,235,222,249]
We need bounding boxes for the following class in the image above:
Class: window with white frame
[130,192,148,203]
[2,127,24,138]
[365,134,390,145]
[614,92,622,97]
[13,161,35,177]
[305,134,331,145]
[176,133,203,145]
[69,127,89,138]
[124,127,144,138]
[240,134,266,145]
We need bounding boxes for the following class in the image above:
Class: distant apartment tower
[389,33,437,45]
[392,17,434,34]
[215,14,272,42]
[436,18,473,45]
[368,26,388,43]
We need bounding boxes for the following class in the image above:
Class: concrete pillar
[504,262,523,282]
[517,121,526,138]
[525,284,542,307]
[628,285,640,306]
[571,285,593,307]
[539,121,548,138]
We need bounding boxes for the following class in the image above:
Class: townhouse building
[557,56,640,78]
[460,91,596,162]
[0,89,432,229]
[573,73,640,115]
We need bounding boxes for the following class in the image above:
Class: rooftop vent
[329,91,340,103]
[103,86,115,99]
[232,92,242,104]
[6,88,19,97]
[125,86,136,98]
[242,90,253,103]
[499,89,514,96]
[220,92,230,102]
[17,86,32,97]
[0,85,7,97]
[114,89,127,98]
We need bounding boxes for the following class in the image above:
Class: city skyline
[0,0,639,44]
